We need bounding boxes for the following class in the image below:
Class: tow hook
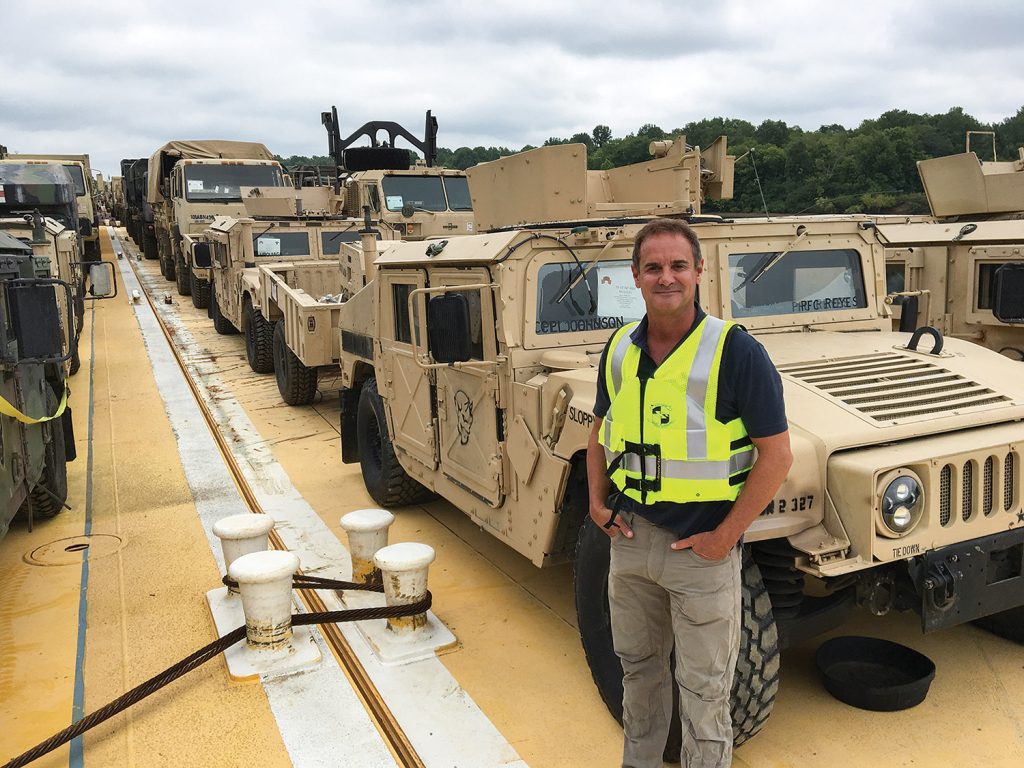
[922,560,959,611]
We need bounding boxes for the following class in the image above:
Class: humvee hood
[758,331,1024,451]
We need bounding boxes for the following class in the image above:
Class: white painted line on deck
[110,228,526,768]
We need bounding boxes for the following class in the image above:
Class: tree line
[279,106,1024,215]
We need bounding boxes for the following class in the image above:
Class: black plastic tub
[815,636,936,711]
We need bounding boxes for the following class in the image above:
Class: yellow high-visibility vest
[599,315,753,504]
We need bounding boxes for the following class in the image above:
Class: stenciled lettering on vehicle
[536,316,624,334]
[893,543,921,558]
[791,296,857,312]
[567,405,594,429]
[761,495,815,516]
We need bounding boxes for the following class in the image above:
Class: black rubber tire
[344,146,412,172]
[974,608,1024,643]
[20,388,69,520]
[142,230,158,260]
[175,253,191,296]
[244,300,274,373]
[573,522,780,750]
[273,319,317,405]
[211,291,238,335]
[69,343,81,376]
[191,269,210,309]
[355,376,433,506]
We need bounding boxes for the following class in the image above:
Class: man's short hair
[632,218,702,267]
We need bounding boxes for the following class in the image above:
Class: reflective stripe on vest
[600,315,752,504]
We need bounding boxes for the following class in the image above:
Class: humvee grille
[940,465,952,526]
[778,353,1011,423]
[936,452,1019,528]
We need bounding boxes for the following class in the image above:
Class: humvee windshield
[185,165,285,202]
[382,176,447,212]
[535,259,643,335]
[728,248,867,318]
[253,231,310,257]
[320,230,363,255]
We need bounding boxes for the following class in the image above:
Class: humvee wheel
[273,320,317,405]
[356,377,434,507]
[574,520,780,751]
[142,231,158,260]
[211,291,238,335]
[175,254,191,296]
[244,300,274,374]
[974,609,1024,643]
[190,269,210,309]
[19,388,69,521]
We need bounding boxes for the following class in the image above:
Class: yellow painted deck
[1,228,1022,767]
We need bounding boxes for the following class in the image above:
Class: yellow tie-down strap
[0,384,68,424]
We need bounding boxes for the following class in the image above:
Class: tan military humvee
[881,134,1024,361]
[199,186,397,404]
[332,138,1024,748]
[145,140,288,297]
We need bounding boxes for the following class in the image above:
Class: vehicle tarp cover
[147,140,275,202]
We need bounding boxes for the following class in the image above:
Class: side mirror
[86,262,117,299]
[193,242,212,268]
[993,264,1024,323]
[427,293,472,363]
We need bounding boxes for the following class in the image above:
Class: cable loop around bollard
[1,591,432,768]
[222,572,387,592]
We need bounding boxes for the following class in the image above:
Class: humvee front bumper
[912,527,1024,632]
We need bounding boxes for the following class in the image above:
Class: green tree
[592,125,612,148]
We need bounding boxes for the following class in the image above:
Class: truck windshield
[185,165,285,202]
[443,176,472,211]
[536,259,643,335]
[381,176,447,212]
[253,231,310,257]
[62,165,87,197]
[728,248,867,318]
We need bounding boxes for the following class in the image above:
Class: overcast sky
[2,0,1022,177]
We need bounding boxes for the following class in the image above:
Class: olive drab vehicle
[145,140,288,296]
[0,228,75,539]
[334,138,1024,748]
[3,153,101,261]
[882,132,1024,362]
[322,106,476,240]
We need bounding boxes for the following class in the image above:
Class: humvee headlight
[879,474,923,536]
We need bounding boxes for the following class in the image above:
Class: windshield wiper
[733,225,808,292]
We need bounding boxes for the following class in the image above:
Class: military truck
[145,140,288,293]
[121,158,155,259]
[333,139,1024,746]
[3,153,101,261]
[881,135,1024,362]
[322,106,475,240]
[199,185,397,404]
[0,228,75,538]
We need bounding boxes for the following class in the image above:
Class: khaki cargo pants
[609,511,741,768]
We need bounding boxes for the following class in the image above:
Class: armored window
[320,230,363,255]
[62,165,87,197]
[391,282,420,346]
[381,176,446,212]
[184,165,285,202]
[885,263,906,305]
[975,262,1006,311]
[535,259,641,335]
[442,176,473,211]
[252,231,309,257]
[728,248,867,318]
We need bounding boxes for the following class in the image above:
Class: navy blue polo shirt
[593,304,788,539]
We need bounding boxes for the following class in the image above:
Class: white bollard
[374,542,435,634]
[228,550,299,650]
[213,514,276,594]
[339,508,395,584]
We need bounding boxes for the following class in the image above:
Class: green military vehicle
[332,139,1024,748]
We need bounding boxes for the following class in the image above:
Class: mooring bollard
[212,514,276,594]
[373,542,435,634]
[339,508,396,584]
[228,550,300,650]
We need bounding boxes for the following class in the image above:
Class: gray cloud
[1,0,1022,177]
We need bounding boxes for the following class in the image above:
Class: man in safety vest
[586,218,792,768]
